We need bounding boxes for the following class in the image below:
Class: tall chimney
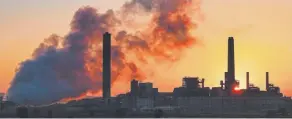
[201,78,205,88]
[228,37,235,83]
[224,72,228,89]
[266,72,269,91]
[226,37,236,95]
[103,32,111,100]
[246,72,249,90]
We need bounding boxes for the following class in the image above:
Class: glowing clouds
[7,0,202,105]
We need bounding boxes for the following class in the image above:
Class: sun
[234,86,241,91]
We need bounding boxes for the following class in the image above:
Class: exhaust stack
[266,72,269,91]
[103,32,111,101]
[224,72,228,89]
[201,78,205,88]
[246,72,249,90]
[227,37,236,95]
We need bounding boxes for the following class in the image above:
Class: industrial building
[115,36,291,116]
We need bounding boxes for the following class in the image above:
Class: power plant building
[116,36,291,116]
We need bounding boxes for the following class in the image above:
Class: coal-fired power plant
[103,32,111,100]
[215,37,283,96]
[126,36,284,99]
[57,33,291,117]
[121,36,288,116]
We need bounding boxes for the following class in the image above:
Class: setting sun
[234,87,241,91]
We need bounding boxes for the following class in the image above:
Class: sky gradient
[1,0,292,96]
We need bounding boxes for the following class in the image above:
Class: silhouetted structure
[115,108,128,117]
[89,111,95,117]
[47,110,53,118]
[173,77,209,97]
[0,102,3,112]
[265,72,281,95]
[154,109,164,118]
[183,77,200,89]
[33,108,40,117]
[0,95,3,112]
[103,32,111,103]
[246,72,250,90]
[16,107,28,118]
[265,108,288,118]
[54,33,285,118]
[266,72,269,91]
[138,82,158,97]
[131,79,139,96]
[226,37,237,95]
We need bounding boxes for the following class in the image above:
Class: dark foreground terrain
[0,107,291,118]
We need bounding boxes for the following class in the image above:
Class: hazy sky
[1,0,292,96]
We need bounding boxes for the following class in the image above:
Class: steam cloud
[7,0,202,105]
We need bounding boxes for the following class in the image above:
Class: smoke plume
[7,0,202,105]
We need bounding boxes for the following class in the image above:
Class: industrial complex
[100,32,292,117]
[0,32,291,118]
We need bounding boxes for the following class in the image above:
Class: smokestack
[266,72,269,91]
[103,32,111,100]
[227,37,235,94]
[201,78,205,88]
[220,80,224,89]
[246,72,249,90]
[228,37,235,82]
[224,72,228,89]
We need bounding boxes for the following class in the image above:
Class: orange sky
[1,0,292,96]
